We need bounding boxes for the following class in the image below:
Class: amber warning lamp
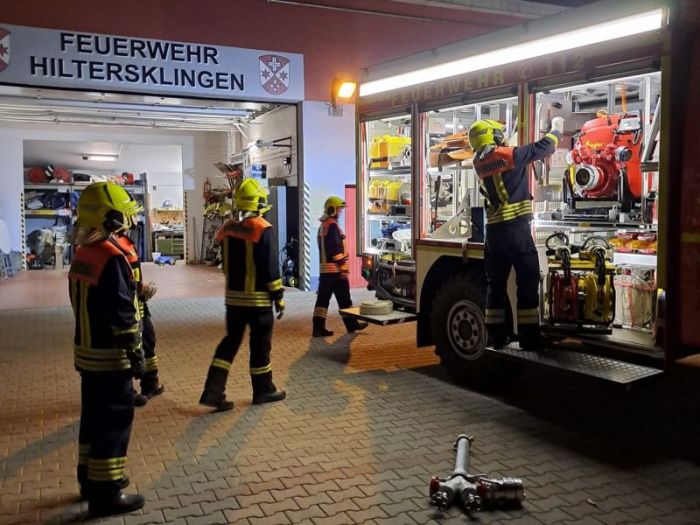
[330,79,358,113]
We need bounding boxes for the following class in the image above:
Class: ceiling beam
[267,0,518,25]
[384,0,568,19]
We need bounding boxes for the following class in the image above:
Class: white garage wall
[0,137,24,252]
[145,172,184,210]
[0,122,228,263]
[300,101,356,290]
[247,105,298,184]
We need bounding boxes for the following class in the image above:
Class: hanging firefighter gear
[313,197,367,337]
[200,181,285,411]
[114,234,164,406]
[469,118,562,350]
[69,183,145,517]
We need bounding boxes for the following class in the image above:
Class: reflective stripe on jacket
[114,234,146,316]
[68,239,140,372]
[318,218,349,274]
[475,132,560,225]
[218,216,283,308]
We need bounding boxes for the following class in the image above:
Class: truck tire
[431,272,488,379]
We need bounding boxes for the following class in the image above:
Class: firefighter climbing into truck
[469,116,563,351]
[344,1,688,387]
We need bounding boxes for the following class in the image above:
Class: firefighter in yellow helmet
[200,178,286,411]
[312,196,368,337]
[68,182,145,516]
[114,224,165,407]
[468,116,564,351]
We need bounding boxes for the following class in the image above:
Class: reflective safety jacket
[474,131,561,225]
[114,235,146,317]
[68,239,141,373]
[318,217,349,274]
[217,215,283,308]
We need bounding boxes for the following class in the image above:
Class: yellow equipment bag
[370,135,411,169]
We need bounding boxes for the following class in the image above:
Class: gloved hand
[274,298,285,320]
[126,347,146,378]
[550,116,565,135]
[141,282,158,301]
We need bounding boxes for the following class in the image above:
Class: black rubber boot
[81,477,130,501]
[312,317,334,337]
[347,321,369,334]
[199,367,232,411]
[252,373,286,405]
[199,391,234,412]
[142,383,165,399]
[253,390,287,405]
[88,492,145,517]
[134,391,148,407]
[518,325,546,352]
[491,335,511,350]
[488,324,511,350]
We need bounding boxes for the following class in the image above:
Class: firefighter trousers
[77,371,134,501]
[484,218,542,345]
[140,308,160,392]
[313,273,360,331]
[202,306,276,398]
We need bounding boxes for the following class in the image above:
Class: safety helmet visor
[324,196,346,217]
[76,182,142,232]
[234,178,271,213]
[468,119,505,152]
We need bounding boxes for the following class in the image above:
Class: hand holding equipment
[141,282,158,301]
[550,116,565,134]
[274,299,285,320]
[126,346,146,378]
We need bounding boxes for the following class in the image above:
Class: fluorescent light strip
[360,9,663,97]
[85,154,118,161]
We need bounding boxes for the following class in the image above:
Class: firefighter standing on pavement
[114,230,165,407]
[199,178,286,412]
[469,116,564,351]
[312,197,368,337]
[69,182,145,517]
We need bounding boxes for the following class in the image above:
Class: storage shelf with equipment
[153,231,184,258]
[368,166,412,177]
[361,116,413,254]
[22,173,149,270]
[367,214,411,221]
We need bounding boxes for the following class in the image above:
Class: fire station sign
[0,24,304,102]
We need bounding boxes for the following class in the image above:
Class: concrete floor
[0,264,699,525]
[0,263,225,310]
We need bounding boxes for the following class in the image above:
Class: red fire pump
[567,111,643,208]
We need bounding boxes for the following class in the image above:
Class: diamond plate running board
[488,345,663,385]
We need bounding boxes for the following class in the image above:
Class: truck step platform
[340,307,417,326]
[489,344,663,385]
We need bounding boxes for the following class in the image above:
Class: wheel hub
[447,300,487,361]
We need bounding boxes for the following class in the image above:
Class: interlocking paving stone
[0,291,699,525]
[345,506,389,523]
[311,512,353,525]
[185,511,228,525]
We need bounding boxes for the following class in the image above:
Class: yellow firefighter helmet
[235,178,271,214]
[76,182,142,233]
[324,196,346,217]
[468,119,506,152]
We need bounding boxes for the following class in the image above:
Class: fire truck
[342,0,700,387]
